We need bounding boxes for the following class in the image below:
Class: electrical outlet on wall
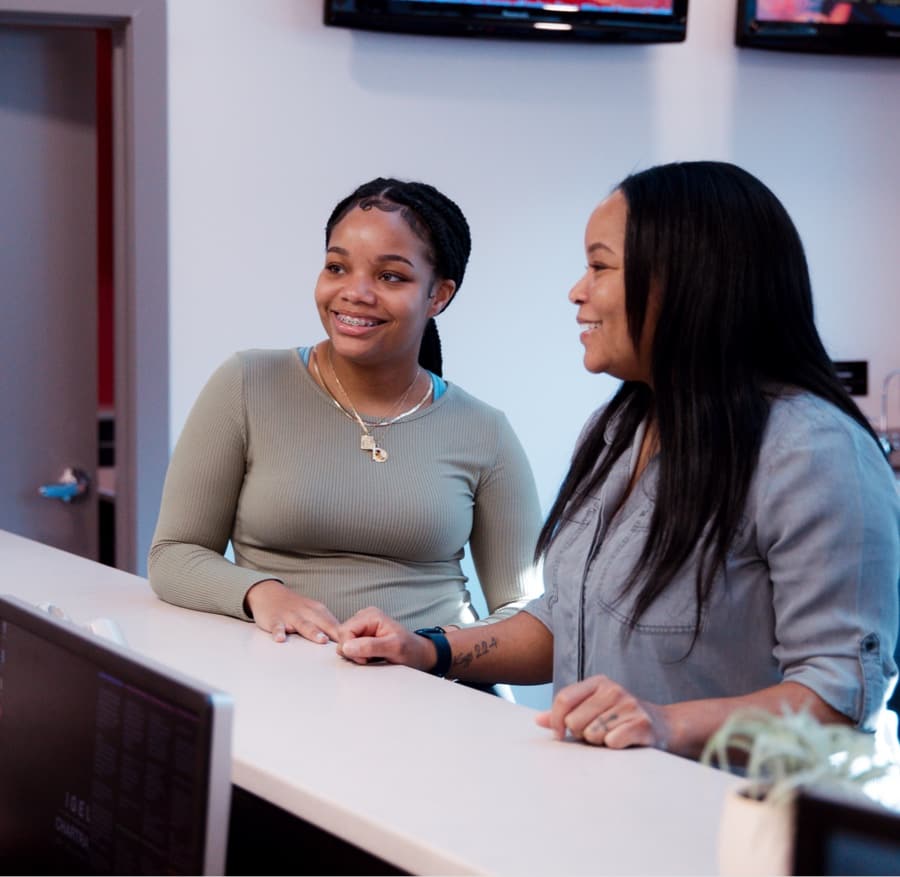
[833,361,868,397]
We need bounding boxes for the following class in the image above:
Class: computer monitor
[793,786,900,875]
[0,594,233,875]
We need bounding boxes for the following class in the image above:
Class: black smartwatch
[414,626,452,677]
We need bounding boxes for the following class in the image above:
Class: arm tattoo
[452,636,498,670]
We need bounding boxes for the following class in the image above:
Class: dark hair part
[536,160,880,647]
[325,177,472,376]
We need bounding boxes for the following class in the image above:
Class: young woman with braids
[149,178,542,647]
[337,161,900,758]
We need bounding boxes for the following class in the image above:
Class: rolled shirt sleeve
[755,397,899,729]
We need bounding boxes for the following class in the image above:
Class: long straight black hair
[536,161,880,639]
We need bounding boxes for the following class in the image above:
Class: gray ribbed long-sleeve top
[148,349,544,629]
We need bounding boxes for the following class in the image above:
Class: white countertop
[0,529,738,875]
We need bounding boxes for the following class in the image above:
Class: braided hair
[325,178,472,376]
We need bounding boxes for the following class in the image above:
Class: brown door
[0,25,100,559]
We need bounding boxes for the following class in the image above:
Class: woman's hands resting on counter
[244,578,340,644]
[336,608,668,746]
[336,607,849,759]
[334,606,669,748]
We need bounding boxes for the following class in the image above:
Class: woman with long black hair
[338,161,899,759]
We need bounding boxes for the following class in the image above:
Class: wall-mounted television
[324,1,689,44]
[736,0,900,57]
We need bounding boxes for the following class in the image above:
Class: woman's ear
[428,279,456,318]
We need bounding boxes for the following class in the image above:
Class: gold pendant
[372,447,388,463]
[360,434,376,451]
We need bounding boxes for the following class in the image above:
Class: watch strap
[414,626,452,677]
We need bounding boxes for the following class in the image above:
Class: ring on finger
[589,712,619,735]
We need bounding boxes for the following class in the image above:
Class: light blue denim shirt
[526,390,900,730]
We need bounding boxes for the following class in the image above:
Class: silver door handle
[38,467,91,503]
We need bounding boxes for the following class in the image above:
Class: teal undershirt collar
[297,346,447,400]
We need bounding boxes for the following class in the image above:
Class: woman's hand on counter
[537,677,850,759]
[536,675,671,751]
[336,607,438,671]
[244,579,340,644]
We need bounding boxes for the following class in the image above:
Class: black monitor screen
[793,787,900,875]
[0,595,233,875]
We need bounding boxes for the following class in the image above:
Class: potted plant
[700,706,897,876]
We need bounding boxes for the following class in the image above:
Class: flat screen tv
[324,1,689,44]
[736,0,900,56]
[0,595,233,875]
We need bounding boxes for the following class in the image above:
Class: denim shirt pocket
[588,507,710,636]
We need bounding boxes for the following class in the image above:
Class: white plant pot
[717,785,794,876]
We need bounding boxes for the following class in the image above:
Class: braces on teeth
[339,314,378,327]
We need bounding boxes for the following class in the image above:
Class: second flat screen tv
[737,0,900,56]
[324,1,689,44]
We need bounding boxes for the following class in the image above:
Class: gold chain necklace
[312,345,425,463]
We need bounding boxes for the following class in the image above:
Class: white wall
[166,0,900,707]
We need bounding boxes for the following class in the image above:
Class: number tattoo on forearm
[452,636,498,670]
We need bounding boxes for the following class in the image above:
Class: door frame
[0,0,168,574]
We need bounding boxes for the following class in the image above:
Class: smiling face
[315,205,455,370]
[569,190,655,383]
